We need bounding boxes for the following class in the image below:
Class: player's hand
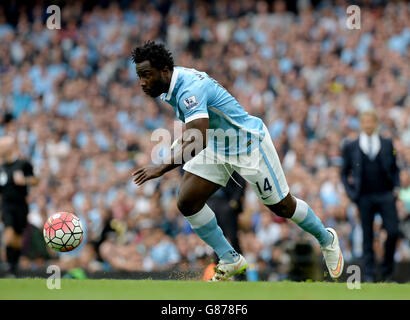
[132,165,164,186]
[170,137,182,151]
[13,170,26,186]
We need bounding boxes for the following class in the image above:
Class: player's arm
[161,117,209,172]
[132,118,209,186]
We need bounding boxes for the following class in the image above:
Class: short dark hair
[131,40,174,71]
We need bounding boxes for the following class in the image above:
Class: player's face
[135,60,168,98]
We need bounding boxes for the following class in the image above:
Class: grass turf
[0,279,409,300]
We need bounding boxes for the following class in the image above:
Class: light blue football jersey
[160,67,265,155]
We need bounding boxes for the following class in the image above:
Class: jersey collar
[164,68,179,101]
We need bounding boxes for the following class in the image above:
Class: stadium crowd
[0,0,409,280]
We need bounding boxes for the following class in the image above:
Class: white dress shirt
[359,131,381,160]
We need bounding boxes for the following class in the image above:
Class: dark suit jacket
[340,136,400,202]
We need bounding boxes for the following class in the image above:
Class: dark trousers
[357,192,399,280]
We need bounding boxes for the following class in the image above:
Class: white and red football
[43,212,84,252]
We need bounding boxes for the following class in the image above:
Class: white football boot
[211,254,248,281]
[322,227,344,279]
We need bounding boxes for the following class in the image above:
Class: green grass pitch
[0,279,409,300]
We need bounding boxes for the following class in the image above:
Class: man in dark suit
[341,110,401,282]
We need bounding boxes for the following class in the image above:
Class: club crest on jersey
[183,96,199,110]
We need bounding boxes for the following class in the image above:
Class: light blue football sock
[291,198,333,248]
[185,204,238,263]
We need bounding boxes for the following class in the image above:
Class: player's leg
[181,151,247,280]
[235,124,343,278]
[212,201,242,254]
[178,172,236,262]
[177,171,220,213]
[266,193,333,248]
[265,192,344,278]
[178,172,247,278]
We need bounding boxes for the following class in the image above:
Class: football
[43,212,84,252]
